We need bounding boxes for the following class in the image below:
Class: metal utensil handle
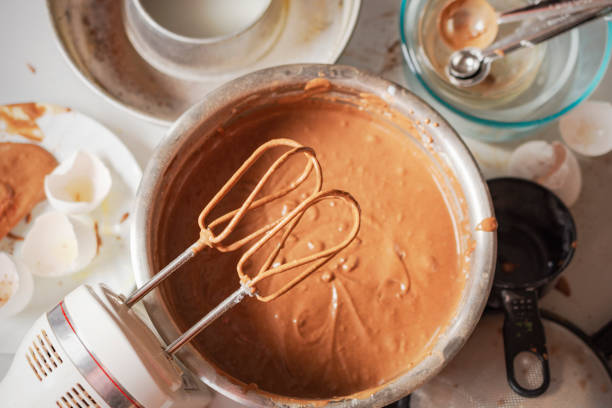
[500,288,551,398]
[484,5,612,59]
[165,285,252,354]
[498,0,612,24]
[124,244,199,307]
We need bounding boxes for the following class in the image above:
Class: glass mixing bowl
[400,0,612,142]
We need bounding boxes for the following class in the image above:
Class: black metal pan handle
[500,288,550,397]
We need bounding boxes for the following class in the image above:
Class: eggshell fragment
[0,252,33,318]
[44,151,112,214]
[560,101,612,157]
[20,212,97,277]
[508,140,582,207]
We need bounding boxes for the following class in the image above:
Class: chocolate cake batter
[158,98,464,398]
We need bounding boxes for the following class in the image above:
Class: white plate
[0,103,142,376]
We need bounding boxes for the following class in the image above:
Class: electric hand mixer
[0,139,361,408]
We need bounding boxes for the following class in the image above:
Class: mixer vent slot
[25,329,63,381]
[56,383,101,408]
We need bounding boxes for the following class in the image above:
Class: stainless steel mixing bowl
[131,64,496,407]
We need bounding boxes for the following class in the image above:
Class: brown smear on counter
[0,103,48,141]
[476,217,498,232]
[380,39,401,75]
[0,143,57,240]
[26,63,36,74]
[554,276,571,297]
[158,91,466,399]
[120,212,130,223]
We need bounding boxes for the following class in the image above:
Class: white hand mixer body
[0,139,361,408]
[0,284,208,408]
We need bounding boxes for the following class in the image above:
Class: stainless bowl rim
[131,64,496,407]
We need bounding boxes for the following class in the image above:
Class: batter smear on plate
[0,143,57,240]
[158,99,464,398]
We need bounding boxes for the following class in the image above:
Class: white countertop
[1,0,611,404]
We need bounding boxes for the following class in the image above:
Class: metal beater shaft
[165,285,251,354]
[124,245,198,307]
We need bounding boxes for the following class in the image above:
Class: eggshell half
[20,211,97,277]
[44,151,112,214]
[508,140,582,207]
[560,101,612,157]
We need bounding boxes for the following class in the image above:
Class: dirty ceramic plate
[0,103,141,375]
[47,0,361,126]
[410,313,612,407]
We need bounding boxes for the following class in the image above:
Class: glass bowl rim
[399,0,612,129]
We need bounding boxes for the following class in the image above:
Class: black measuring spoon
[487,178,577,398]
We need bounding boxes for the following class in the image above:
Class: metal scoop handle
[498,0,612,24]
[448,5,612,86]
[485,3,612,59]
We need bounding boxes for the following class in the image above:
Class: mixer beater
[0,139,361,408]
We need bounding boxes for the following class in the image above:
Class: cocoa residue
[476,217,498,232]
[94,221,102,255]
[0,103,47,141]
[554,276,571,297]
[6,232,23,241]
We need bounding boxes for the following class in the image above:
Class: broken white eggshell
[0,252,34,318]
[20,212,98,277]
[508,140,582,207]
[559,101,612,157]
[44,151,112,214]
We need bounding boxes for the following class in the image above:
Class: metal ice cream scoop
[447,3,612,87]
